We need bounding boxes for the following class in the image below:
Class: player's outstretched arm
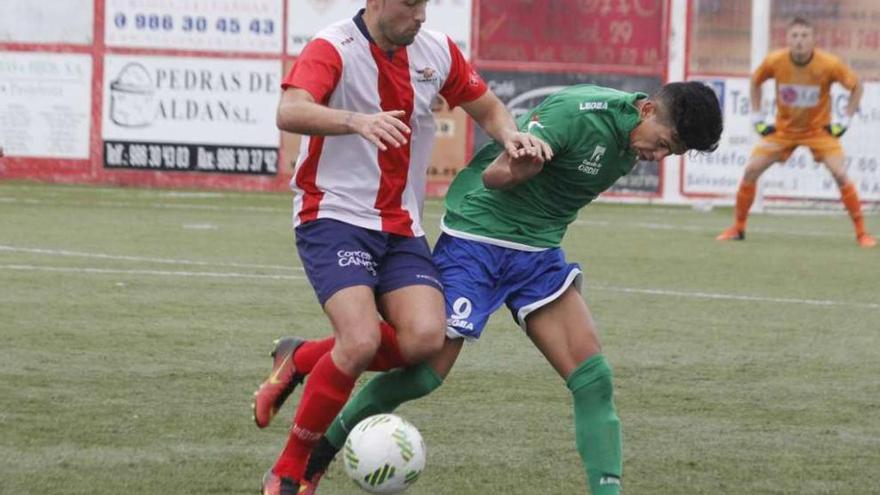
[461,92,552,161]
[276,88,411,151]
[482,150,544,190]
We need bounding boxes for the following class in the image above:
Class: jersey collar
[353,8,397,60]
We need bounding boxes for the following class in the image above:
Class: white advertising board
[102,55,281,174]
[287,0,472,58]
[683,77,880,201]
[0,0,93,45]
[0,52,92,159]
[105,0,283,54]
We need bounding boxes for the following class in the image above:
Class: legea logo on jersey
[448,297,474,331]
[578,145,606,175]
[579,101,608,111]
[337,249,377,276]
[778,84,820,108]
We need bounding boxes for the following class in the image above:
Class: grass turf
[1,182,878,494]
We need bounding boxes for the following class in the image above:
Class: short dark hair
[653,81,723,153]
[789,17,813,30]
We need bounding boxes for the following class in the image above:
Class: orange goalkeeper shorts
[751,131,843,162]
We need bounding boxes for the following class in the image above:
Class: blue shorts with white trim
[432,233,582,340]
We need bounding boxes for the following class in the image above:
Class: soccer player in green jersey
[264,81,723,494]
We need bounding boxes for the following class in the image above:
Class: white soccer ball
[343,414,426,494]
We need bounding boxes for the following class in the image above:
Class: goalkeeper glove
[750,111,776,136]
[825,115,851,138]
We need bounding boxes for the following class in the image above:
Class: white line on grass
[1,262,876,310]
[0,264,308,281]
[592,285,880,310]
[0,245,303,272]
[0,196,850,238]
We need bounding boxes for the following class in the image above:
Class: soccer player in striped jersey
[268,81,723,494]
[253,2,550,494]
[717,17,876,247]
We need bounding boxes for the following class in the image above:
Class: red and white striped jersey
[282,10,487,237]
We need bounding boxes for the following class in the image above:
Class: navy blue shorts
[433,233,582,340]
[295,218,443,306]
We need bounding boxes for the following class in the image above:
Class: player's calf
[567,354,622,495]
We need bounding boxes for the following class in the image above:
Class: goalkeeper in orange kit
[717,17,875,247]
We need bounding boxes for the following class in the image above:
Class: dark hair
[788,17,813,29]
[653,81,723,153]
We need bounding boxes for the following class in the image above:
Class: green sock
[325,363,443,449]
[566,354,622,495]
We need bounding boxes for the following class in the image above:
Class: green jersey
[442,85,645,250]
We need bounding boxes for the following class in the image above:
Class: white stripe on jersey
[290,19,455,237]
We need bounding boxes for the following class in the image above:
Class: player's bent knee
[397,320,446,363]
[336,328,382,365]
[566,354,615,400]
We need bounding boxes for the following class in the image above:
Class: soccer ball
[343,414,426,494]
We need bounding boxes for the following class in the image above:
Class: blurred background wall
[1,0,878,205]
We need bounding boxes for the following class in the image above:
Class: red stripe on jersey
[286,39,342,224]
[295,135,326,223]
[370,44,415,237]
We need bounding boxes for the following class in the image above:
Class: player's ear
[639,100,655,119]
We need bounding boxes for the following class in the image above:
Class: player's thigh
[376,234,447,360]
[376,234,445,326]
[809,137,848,185]
[324,285,382,344]
[324,285,383,373]
[745,148,783,181]
[379,283,445,339]
[295,218,388,371]
[525,286,601,380]
[502,247,592,378]
[746,135,800,181]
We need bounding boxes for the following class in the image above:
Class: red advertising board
[475,0,666,74]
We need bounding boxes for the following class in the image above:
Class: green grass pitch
[1,182,878,494]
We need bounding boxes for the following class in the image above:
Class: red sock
[273,354,355,480]
[292,322,408,375]
[840,182,866,237]
[734,180,757,232]
[371,321,409,371]
[292,337,334,374]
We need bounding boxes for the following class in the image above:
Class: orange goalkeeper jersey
[753,48,859,137]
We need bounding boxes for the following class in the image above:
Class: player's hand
[750,111,775,136]
[754,122,776,136]
[824,116,850,138]
[348,110,411,151]
[502,131,553,163]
